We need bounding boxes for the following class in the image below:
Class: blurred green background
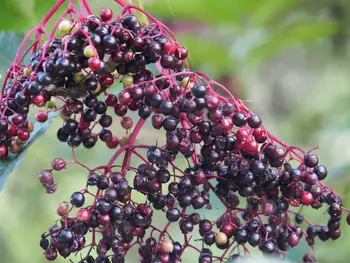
[1,0,350,262]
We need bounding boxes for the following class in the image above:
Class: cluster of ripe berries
[1,2,348,263]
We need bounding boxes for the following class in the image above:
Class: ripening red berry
[288,232,300,247]
[0,145,8,157]
[300,191,314,206]
[220,222,236,238]
[57,202,69,217]
[39,170,53,184]
[100,8,113,21]
[35,110,48,123]
[131,227,143,237]
[175,46,188,59]
[121,116,133,130]
[245,138,258,153]
[118,90,132,105]
[205,95,219,109]
[220,117,233,131]
[76,208,91,222]
[163,42,176,55]
[51,158,67,171]
[11,113,25,125]
[17,128,30,141]
[32,94,46,106]
[100,73,114,87]
[98,214,110,225]
[88,57,101,71]
[236,128,249,141]
[105,94,118,107]
[7,125,17,137]
[106,136,119,149]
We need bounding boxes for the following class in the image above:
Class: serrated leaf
[0,112,58,190]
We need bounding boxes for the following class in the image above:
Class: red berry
[121,116,133,130]
[88,57,101,71]
[175,46,188,59]
[163,42,176,54]
[57,202,69,217]
[32,94,46,106]
[105,94,118,107]
[0,145,8,157]
[51,158,66,171]
[100,8,113,21]
[220,222,236,238]
[76,208,91,222]
[39,170,53,184]
[17,128,30,141]
[106,136,119,149]
[98,214,110,225]
[245,138,258,153]
[288,232,300,247]
[300,191,314,206]
[7,125,17,136]
[11,113,25,125]
[152,115,164,129]
[347,213,350,225]
[233,139,245,150]
[100,73,114,87]
[205,95,219,109]
[253,127,264,137]
[35,110,48,123]
[236,128,249,141]
[219,117,233,131]
[118,90,132,105]
[131,227,143,237]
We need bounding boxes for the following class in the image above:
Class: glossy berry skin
[100,8,113,21]
[300,191,314,206]
[88,57,101,70]
[70,192,85,207]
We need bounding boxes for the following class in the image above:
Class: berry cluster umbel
[1,0,348,263]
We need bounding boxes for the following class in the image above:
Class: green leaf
[247,20,339,63]
[33,0,58,23]
[176,34,233,76]
[249,0,302,26]
[0,0,34,31]
[144,0,262,26]
[0,112,58,190]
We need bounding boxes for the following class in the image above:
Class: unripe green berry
[122,74,133,86]
[83,45,95,58]
[58,19,72,33]
[73,72,85,84]
[23,67,31,77]
[181,76,194,89]
[46,100,57,109]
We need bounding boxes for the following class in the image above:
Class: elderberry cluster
[0,1,348,263]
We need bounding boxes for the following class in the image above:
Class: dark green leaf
[0,112,58,190]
